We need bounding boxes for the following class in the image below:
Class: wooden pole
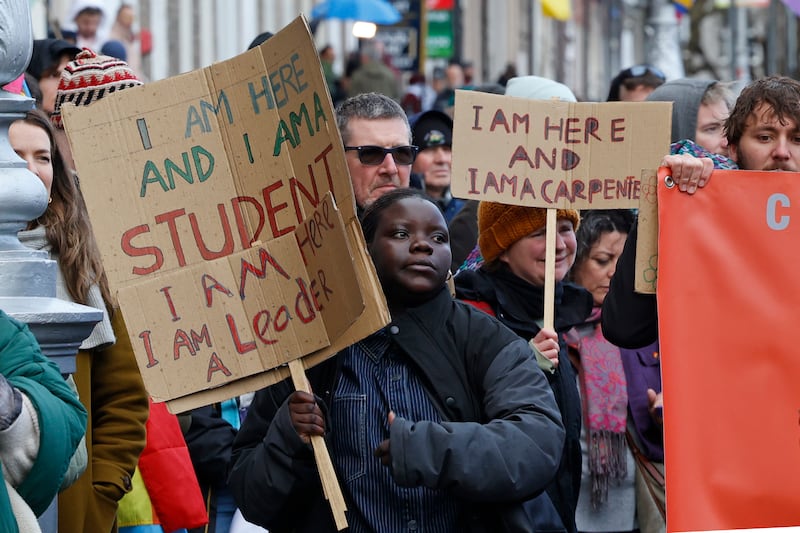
[288,359,348,530]
[543,208,557,331]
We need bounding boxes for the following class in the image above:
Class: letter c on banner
[766,193,790,230]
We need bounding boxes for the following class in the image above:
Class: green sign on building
[427,9,453,58]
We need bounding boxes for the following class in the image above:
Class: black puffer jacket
[455,266,593,533]
[228,287,566,532]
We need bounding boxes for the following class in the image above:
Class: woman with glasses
[606,65,667,102]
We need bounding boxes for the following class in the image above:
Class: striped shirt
[330,328,461,532]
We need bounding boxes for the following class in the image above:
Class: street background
[31,0,800,102]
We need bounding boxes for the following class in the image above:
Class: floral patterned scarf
[568,306,628,507]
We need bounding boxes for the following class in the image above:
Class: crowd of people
[2,0,800,530]
[227,67,800,533]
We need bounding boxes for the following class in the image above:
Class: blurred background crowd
[31,0,800,102]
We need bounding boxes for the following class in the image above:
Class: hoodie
[645,78,715,144]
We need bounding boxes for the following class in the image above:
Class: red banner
[658,169,800,531]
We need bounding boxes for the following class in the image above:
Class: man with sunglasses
[335,92,418,213]
[607,64,666,102]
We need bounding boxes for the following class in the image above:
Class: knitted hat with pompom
[50,48,142,129]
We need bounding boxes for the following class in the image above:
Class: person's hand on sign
[662,154,714,194]
[647,388,664,426]
[288,391,325,444]
[531,328,560,369]
[374,410,396,468]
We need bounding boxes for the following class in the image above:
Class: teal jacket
[0,309,87,531]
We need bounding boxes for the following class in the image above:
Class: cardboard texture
[634,169,659,294]
[451,90,671,209]
[62,16,390,411]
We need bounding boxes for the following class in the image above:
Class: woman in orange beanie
[454,201,592,533]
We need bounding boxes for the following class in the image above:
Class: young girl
[230,188,566,532]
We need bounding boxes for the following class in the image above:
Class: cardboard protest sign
[451,90,671,209]
[658,170,800,531]
[634,169,659,294]
[62,16,390,411]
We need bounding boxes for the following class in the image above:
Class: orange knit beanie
[477,202,580,263]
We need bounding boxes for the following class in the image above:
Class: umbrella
[311,0,402,25]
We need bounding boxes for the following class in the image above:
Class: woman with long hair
[565,209,637,533]
[10,108,150,532]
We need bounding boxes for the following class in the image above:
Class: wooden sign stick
[543,208,557,331]
[288,358,348,530]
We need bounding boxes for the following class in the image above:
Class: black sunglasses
[623,64,666,81]
[344,145,419,166]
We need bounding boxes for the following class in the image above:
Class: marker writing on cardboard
[248,52,309,113]
[470,104,626,143]
[139,145,215,197]
[185,91,234,138]
[465,169,640,205]
[123,143,337,276]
